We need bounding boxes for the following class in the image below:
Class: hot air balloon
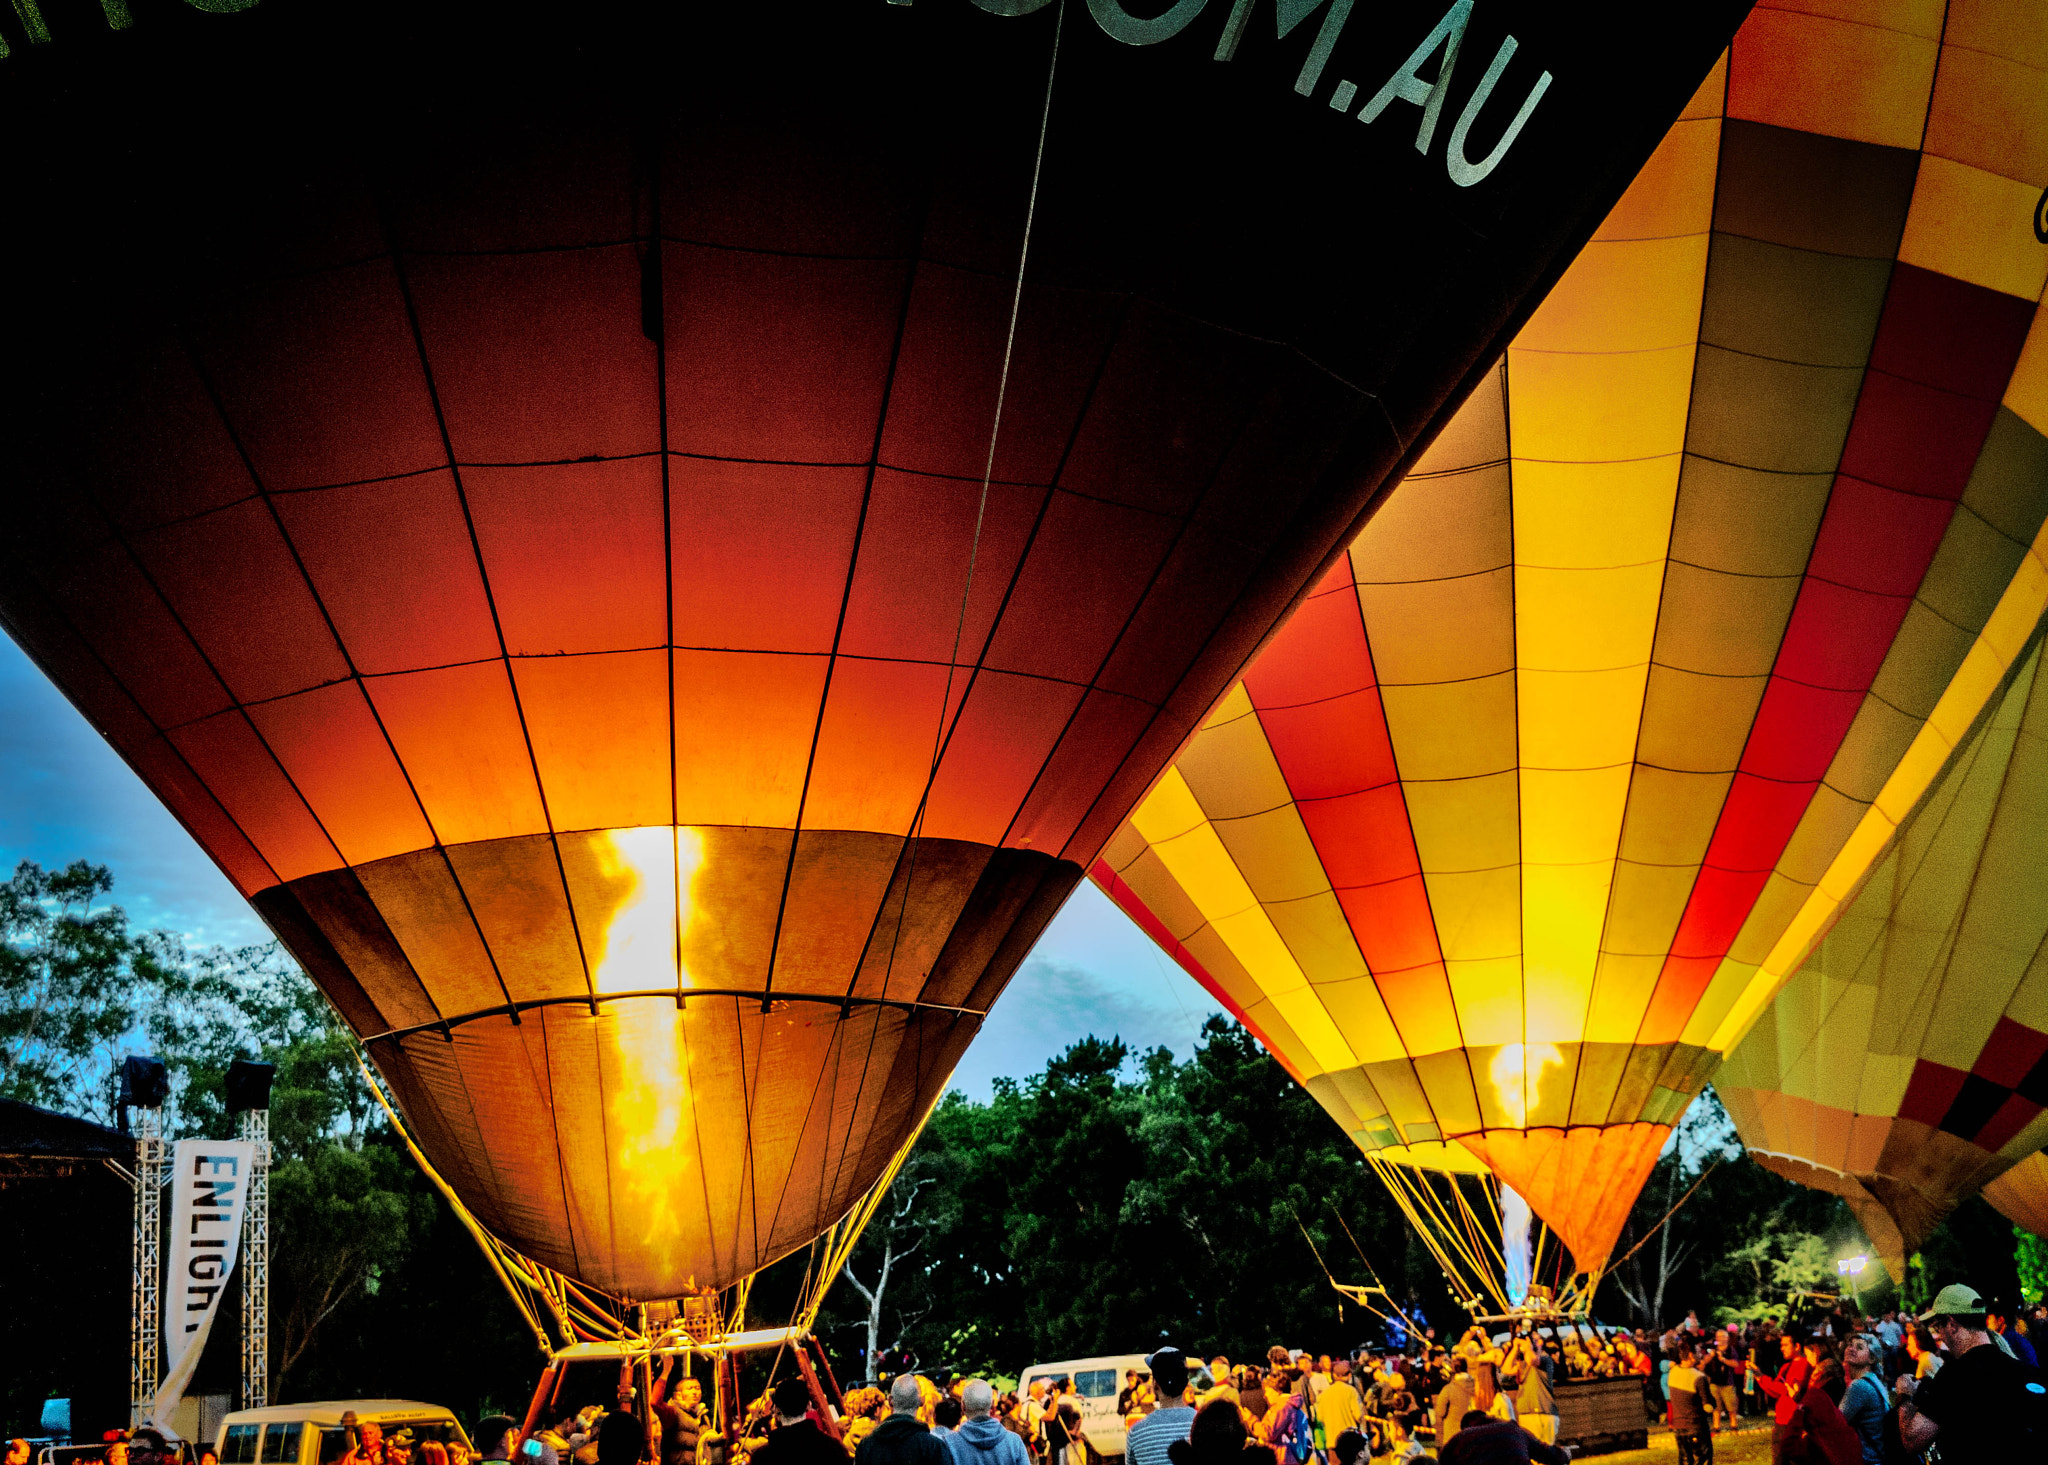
[0,0,1742,1300]
[1094,0,2048,1290]
[1985,1152,2048,1239]
[1718,636,2048,1280]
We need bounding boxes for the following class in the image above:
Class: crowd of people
[827,1284,2042,1464]
[21,1286,2042,1465]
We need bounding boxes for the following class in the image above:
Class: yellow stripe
[1131,769,1361,1075]
[1706,513,2048,1055]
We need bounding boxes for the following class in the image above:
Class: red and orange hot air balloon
[1098,0,2048,1289]
[0,0,1741,1297]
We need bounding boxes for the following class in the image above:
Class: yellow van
[215,1403,473,1465]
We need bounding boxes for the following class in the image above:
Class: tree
[1608,1092,1741,1326]
[842,1160,941,1377]
[0,859,182,1120]
[2018,1227,2048,1306]
[269,1139,431,1391]
[806,1018,1439,1376]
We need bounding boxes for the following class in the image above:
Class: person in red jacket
[1747,1332,1813,1465]
[1789,1359,1865,1465]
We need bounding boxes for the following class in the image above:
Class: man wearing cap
[1898,1283,2044,1462]
[1124,1349,1195,1465]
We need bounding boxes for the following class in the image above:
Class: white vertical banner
[150,1139,254,1432]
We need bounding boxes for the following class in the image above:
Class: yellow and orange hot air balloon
[1718,636,2048,1279]
[1097,0,2048,1284]
[1986,1152,2048,1239]
[0,1,1743,1298]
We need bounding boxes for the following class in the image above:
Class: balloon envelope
[1719,637,2048,1278]
[0,1,1741,1296]
[1096,0,2048,1276]
[1985,1152,2048,1240]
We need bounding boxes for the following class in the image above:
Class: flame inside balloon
[592,826,705,1286]
[1488,1042,1564,1130]
[1501,1182,1533,1306]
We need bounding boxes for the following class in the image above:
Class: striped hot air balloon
[1095,0,2048,1279]
[1719,636,2048,1278]
[1986,1151,2048,1238]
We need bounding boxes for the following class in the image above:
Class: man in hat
[1125,1349,1195,1465]
[1898,1283,2044,1463]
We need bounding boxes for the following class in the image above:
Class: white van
[215,1403,473,1465]
[1017,1354,1152,1460]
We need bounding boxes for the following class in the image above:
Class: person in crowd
[1038,1399,1069,1465]
[1118,1372,1145,1420]
[419,1442,450,1465]
[1019,1381,1048,1459]
[932,1403,962,1442]
[1873,1310,1902,1373]
[946,1381,1030,1465]
[1305,1358,1331,1406]
[592,1414,644,1465]
[1265,1372,1315,1465]
[855,1377,949,1465]
[1195,1363,1235,1412]
[653,1360,711,1465]
[1164,1400,1267,1465]
[1789,1357,1864,1465]
[1899,1283,2046,1464]
[1901,1323,1942,1388]
[995,1395,1030,1453]
[1747,1328,1812,1465]
[1704,1333,1742,1433]
[476,1417,519,1465]
[1436,1412,1566,1465]
[1836,1336,1887,1465]
[750,1378,846,1465]
[1432,1356,1477,1447]
[1126,1348,1197,1465]
[843,1391,889,1458]
[1665,1345,1714,1465]
[1051,1406,1086,1465]
[1314,1360,1363,1446]
[1507,1339,1557,1449]
[1988,1299,2039,1367]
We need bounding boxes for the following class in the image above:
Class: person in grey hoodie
[946,1381,1031,1465]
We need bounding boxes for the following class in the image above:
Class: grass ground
[1410,1423,1775,1462]
[1579,1425,1773,1465]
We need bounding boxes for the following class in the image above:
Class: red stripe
[1635,269,2036,1044]
[1244,564,1445,984]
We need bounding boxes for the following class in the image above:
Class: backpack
[1275,1405,1314,1465]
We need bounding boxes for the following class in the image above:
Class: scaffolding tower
[129,1100,164,1428]
[237,1104,270,1410]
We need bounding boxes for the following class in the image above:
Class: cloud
[947,939,1227,1101]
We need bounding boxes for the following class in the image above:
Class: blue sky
[0,635,1225,1099]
